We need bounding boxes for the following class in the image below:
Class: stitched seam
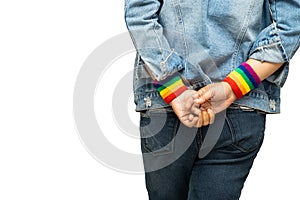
[270,0,289,61]
[231,0,256,69]
[289,35,300,59]
[172,1,189,61]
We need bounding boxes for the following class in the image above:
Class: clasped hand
[170,82,236,128]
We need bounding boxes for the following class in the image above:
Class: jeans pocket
[225,109,266,153]
[140,108,178,156]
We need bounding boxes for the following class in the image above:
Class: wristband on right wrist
[223,62,261,99]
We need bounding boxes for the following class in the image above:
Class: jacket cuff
[249,23,289,87]
[249,23,288,63]
[141,48,185,81]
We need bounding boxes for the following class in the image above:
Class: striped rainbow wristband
[223,62,261,99]
[153,73,188,104]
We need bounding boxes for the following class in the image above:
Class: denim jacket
[124,0,300,113]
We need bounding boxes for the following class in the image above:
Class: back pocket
[225,109,266,153]
[140,108,178,156]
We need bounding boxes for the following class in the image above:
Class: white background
[1,1,299,199]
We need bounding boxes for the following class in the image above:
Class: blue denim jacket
[125,0,300,113]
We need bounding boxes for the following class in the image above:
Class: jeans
[140,106,266,200]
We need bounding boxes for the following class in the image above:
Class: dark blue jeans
[140,106,266,200]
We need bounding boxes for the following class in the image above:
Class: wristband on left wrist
[153,72,188,104]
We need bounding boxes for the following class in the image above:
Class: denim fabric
[125,0,300,113]
[140,107,266,200]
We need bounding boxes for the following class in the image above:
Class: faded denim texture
[125,0,300,113]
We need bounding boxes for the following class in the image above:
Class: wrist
[222,62,261,99]
[222,81,237,102]
[153,72,188,104]
[169,89,192,107]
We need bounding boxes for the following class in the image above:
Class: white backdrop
[0,1,299,199]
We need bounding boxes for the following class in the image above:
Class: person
[124,0,300,199]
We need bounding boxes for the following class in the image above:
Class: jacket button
[144,97,152,108]
[270,99,276,111]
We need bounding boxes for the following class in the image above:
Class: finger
[193,86,205,98]
[192,91,201,99]
[196,111,203,128]
[207,108,215,124]
[188,113,194,121]
[182,116,198,128]
[189,113,201,127]
[201,110,210,126]
[191,103,200,116]
[180,113,197,127]
[194,86,213,104]
[190,116,199,127]
[194,86,212,104]
[200,102,212,111]
[180,117,193,128]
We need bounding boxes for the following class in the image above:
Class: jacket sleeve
[249,0,300,86]
[124,0,186,82]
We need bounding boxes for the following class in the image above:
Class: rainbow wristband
[153,73,188,104]
[223,62,261,99]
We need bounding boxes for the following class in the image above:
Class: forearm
[194,60,285,114]
[246,59,283,81]
[222,59,284,100]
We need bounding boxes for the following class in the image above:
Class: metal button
[270,99,276,111]
[144,97,152,108]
